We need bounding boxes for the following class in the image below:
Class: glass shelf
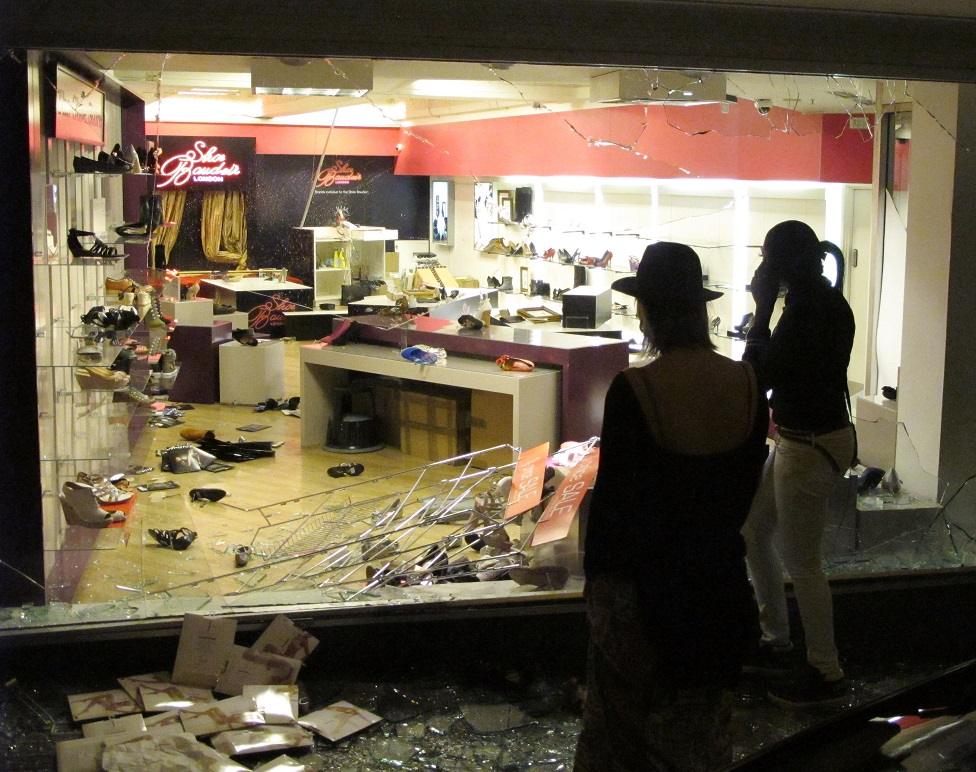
[34,254,127,266]
[50,170,156,178]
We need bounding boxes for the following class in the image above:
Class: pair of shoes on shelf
[67,228,120,259]
[232,328,259,346]
[76,472,134,504]
[149,527,197,550]
[72,144,133,174]
[60,481,126,527]
[327,462,364,478]
[76,366,130,391]
[81,305,140,332]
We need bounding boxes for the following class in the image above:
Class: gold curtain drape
[149,190,186,266]
[201,190,248,270]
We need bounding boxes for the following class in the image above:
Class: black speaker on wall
[514,187,533,222]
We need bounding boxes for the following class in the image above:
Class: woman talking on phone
[741,219,856,708]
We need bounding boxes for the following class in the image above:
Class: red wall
[145,122,400,156]
[150,102,874,183]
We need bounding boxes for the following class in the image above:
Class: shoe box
[560,286,611,329]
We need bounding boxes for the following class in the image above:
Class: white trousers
[741,425,855,681]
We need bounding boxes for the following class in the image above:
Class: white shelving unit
[293,225,399,303]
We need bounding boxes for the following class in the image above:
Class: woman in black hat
[574,241,769,772]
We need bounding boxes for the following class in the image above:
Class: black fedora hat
[611,242,722,308]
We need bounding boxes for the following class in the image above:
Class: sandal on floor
[495,354,535,372]
[148,527,197,550]
[327,462,365,478]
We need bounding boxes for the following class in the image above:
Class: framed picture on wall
[474,181,495,249]
[54,65,105,146]
[497,190,513,222]
[431,179,452,245]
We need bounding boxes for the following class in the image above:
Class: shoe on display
[232,328,259,346]
[59,481,126,528]
[508,565,570,590]
[766,664,850,708]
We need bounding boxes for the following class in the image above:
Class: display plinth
[219,339,286,405]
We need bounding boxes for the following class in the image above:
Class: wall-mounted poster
[55,66,105,146]
[474,181,495,249]
[431,179,452,244]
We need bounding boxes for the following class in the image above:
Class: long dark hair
[640,299,715,356]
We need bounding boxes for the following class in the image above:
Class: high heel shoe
[75,366,130,391]
[76,472,134,504]
[67,228,120,258]
[149,527,196,550]
[60,481,126,528]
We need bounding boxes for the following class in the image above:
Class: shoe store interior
[5,5,976,767]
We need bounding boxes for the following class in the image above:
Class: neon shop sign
[315,159,363,188]
[155,141,243,188]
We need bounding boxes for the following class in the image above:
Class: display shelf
[50,170,156,178]
[33,254,128,267]
[293,225,399,302]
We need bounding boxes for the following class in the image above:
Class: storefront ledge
[0,579,585,648]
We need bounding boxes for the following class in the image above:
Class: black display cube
[561,286,611,328]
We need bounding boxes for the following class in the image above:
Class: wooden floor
[69,340,531,605]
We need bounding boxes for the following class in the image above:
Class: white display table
[219,339,286,404]
[300,342,560,453]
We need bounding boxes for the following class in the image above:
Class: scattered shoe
[180,428,215,442]
[457,314,484,331]
[148,527,197,551]
[766,664,850,708]
[327,462,365,478]
[234,545,253,567]
[189,488,227,503]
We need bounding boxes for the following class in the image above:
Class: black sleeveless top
[583,363,769,687]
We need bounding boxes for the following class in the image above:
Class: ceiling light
[250,58,372,97]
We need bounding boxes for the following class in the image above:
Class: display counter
[301,343,560,453]
[331,316,629,441]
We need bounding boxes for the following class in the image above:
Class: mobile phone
[136,480,180,492]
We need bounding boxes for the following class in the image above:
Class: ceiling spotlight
[755,99,773,116]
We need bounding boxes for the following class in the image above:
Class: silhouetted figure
[575,242,768,771]
[741,220,856,707]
